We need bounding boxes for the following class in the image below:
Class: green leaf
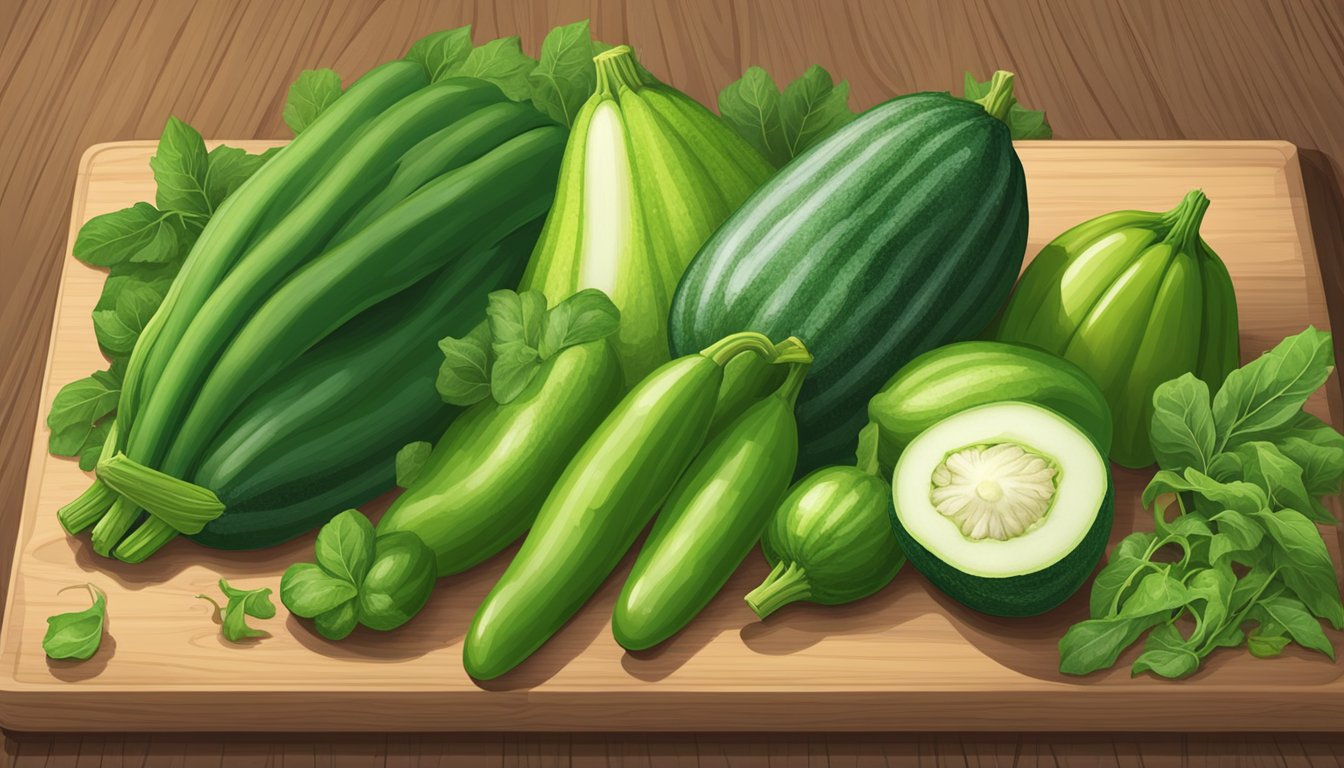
[1142,467,1267,516]
[487,289,547,352]
[1210,509,1264,563]
[1253,508,1344,628]
[961,72,1053,139]
[92,280,163,357]
[198,579,275,643]
[538,288,620,359]
[1213,327,1335,452]
[283,69,343,135]
[1274,412,1344,497]
[47,371,121,457]
[1185,562,1235,649]
[406,27,473,82]
[1114,531,1158,561]
[314,600,358,641]
[43,584,106,661]
[779,65,856,158]
[457,36,537,101]
[1149,373,1216,473]
[436,323,493,406]
[1252,595,1336,659]
[1207,451,1243,482]
[1058,613,1167,676]
[1247,624,1291,658]
[490,341,542,404]
[395,441,432,489]
[1132,622,1201,678]
[1117,569,1190,619]
[203,144,278,211]
[280,563,358,618]
[529,20,597,127]
[314,510,375,589]
[150,117,210,218]
[1236,441,1323,523]
[718,66,789,167]
[77,420,110,471]
[72,202,181,267]
[1089,554,1151,619]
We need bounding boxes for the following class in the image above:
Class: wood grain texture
[2,0,1343,764]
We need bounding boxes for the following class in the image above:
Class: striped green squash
[669,73,1030,470]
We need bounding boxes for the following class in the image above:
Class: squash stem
[1163,189,1210,251]
[115,517,179,563]
[57,481,116,534]
[594,45,648,98]
[975,70,1017,125]
[702,331,779,367]
[90,497,142,557]
[745,561,813,619]
[774,358,812,409]
[96,452,224,536]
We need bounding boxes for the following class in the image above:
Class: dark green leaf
[961,72,1052,139]
[314,510,375,589]
[1117,569,1190,619]
[92,280,163,357]
[1132,622,1201,678]
[779,65,856,158]
[487,289,547,352]
[1213,327,1335,451]
[538,288,620,359]
[1142,467,1266,515]
[283,69,343,135]
[1207,451,1243,482]
[72,203,181,267]
[314,600,358,641]
[1210,509,1264,563]
[457,36,537,101]
[718,66,788,166]
[1089,554,1151,619]
[77,420,110,471]
[1236,440,1319,521]
[490,341,541,404]
[1253,594,1335,659]
[1114,531,1158,561]
[279,563,358,618]
[1058,613,1167,676]
[1185,561,1235,649]
[203,144,278,211]
[436,323,493,406]
[405,27,473,82]
[528,20,597,126]
[395,441,433,489]
[1149,373,1216,473]
[1273,412,1344,496]
[150,117,210,218]
[1253,508,1344,629]
[43,584,106,661]
[47,371,121,457]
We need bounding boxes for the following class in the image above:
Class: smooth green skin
[750,466,905,617]
[867,340,1113,471]
[613,386,799,650]
[706,351,785,439]
[464,354,724,680]
[357,532,437,631]
[376,339,625,577]
[995,193,1238,467]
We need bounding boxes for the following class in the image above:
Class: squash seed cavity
[929,442,1059,541]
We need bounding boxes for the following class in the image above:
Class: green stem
[773,358,811,409]
[594,45,648,98]
[96,452,224,536]
[1162,189,1211,252]
[115,517,179,563]
[701,331,779,367]
[90,497,142,557]
[57,481,116,534]
[974,70,1017,124]
[745,561,813,619]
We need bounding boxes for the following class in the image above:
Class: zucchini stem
[702,331,780,367]
[115,518,179,563]
[57,481,116,534]
[1163,189,1211,251]
[745,561,813,619]
[593,45,648,99]
[96,452,224,535]
[774,357,812,409]
[975,71,1017,125]
[90,497,141,557]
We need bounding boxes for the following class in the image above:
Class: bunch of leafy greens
[960,72,1052,139]
[280,509,373,640]
[43,584,107,660]
[1061,327,1344,678]
[196,579,276,642]
[47,120,277,469]
[717,65,857,167]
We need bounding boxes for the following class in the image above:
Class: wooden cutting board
[1,140,1341,733]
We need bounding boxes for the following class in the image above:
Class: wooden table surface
[2,0,1342,765]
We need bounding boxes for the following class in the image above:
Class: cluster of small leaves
[43,584,107,660]
[280,510,373,640]
[717,65,857,167]
[1060,327,1344,679]
[47,118,276,468]
[960,72,1052,139]
[195,579,276,642]
[435,288,620,408]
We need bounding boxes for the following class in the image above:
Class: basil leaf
[1252,594,1335,659]
[1206,451,1243,482]
[1117,569,1190,619]
[314,510,375,589]
[280,563,358,618]
[1213,327,1335,451]
[538,288,620,359]
[77,420,110,471]
[47,370,121,458]
[203,144,278,211]
[961,72,1052,139]
[718,66,789,167]
[1141,467,1266,516]
[43,584,106,661]
[1235,441,1322,523]
[1114,531,1158,561]
[436,323,493,406]
[1209,509,1264,563]
[529,20,598,127]
[1273,412,1344,497]
[490,341,542,404]
[395,441,433,489]
[457,36,537,101]
[1089,554,1151,619]
[1058,613,1167,676]
[1149,373,1216,473]
[92,280,163,357]
[283,69,343,135]
[199,579,274,643]
[1253,508,1344,629]
[150,117,211,218]
[779,65,856,159]
[1185,562,1235,648]
[314,599,359,641]
[1131,622,1201,679]
[1247,624,1291,658]
[405,27,473,82]
[72,202,181,267]
[487,289,547,352]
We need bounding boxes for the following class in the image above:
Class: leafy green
[196,579,275,642]
[537,288,620,358]
[92,280,163,357]
[280,562,359,617]
[282,68,343,134]
[487,289,547,351]
[72,202,183,267]
[204,144,279,207]
[47,369,120,457]
[529,20,600,127]
[405,27,473,82]
[718,65,856,167]
[435,323,493,406]
[43,584,107,661]
[1063,327,1344,679]
[314,600,359,641]
[314,509,375,589]
[960,72,1052,139]
[490,342,542,404]
[150,117,212,219]
[395,441,433,489]
[457,36,536,100]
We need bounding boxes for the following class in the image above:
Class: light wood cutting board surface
[0,139,1340,733]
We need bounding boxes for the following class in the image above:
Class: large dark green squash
[668,76,1029,471]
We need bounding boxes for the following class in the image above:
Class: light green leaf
[314,510,375,589]
[1058,613,1167,676]
[1274,412,1344,498]
[283,69,343,135]
[1209,509,1264,563]
[1252,594,1336,660]
[72,203,181,267]
[405,27,473,82]
[1089,554,1151,619]
[199,579,275,643]
[490,341,541,404]
[47,371,121,457]
[538,288,620,359]
[1132,623,1201,678]
[1236,441,1323,523]
[1117,569,1190,619]
[1141,467,1267,516]
[487,289,547,352]
[436,322,493,406]
[718,66,788,166]
[529,20,597,126]
[280,563,358,618]
[1149,373,1216,473]
[314,600,358,641]
[1253,508,1344,629]
[1213,327,1335,451]
[150,117,210,218]
[457,36,537,101]
[779,65,856,158]
[43,584,106,661]
[395,442,433,489]
[1247,624,1291,658]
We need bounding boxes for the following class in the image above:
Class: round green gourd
[745,465,905,618]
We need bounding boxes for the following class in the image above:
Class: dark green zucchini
[669,77,1030,471]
